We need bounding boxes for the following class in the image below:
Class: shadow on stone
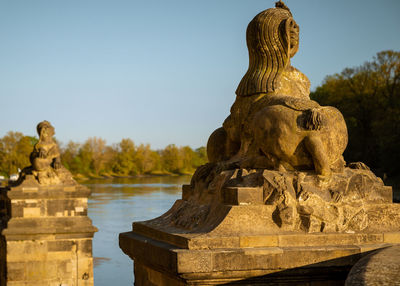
[220,251,380,285]
[345,246,400,286]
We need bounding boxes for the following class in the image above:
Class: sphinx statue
[30,121,62,182]
[207,1,347,178]
[120,3,400,284]
[124,1,398,235]
[16,121,75,186]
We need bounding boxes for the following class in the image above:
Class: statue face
[40,125,55,140]
[287,19,299,58]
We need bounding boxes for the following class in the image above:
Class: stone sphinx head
[236,1,299,97]
[37,120,55,141]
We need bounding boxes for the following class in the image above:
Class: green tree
[161,144,182,173]
[83,137,108,175]
[180,146,194,173]
[135,144,160,174]
[192,147,207,168]
[112,138,136,175]
[311,50,400,177]
[0,130,209,177]
[0,132,36,176]
[61,141,81,173]
[102,145,118,176]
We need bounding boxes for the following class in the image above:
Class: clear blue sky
[0,0,399,149]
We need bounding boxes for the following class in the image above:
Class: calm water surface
[84,176,190,286]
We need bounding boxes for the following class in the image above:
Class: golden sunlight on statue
[30,121,62,181]
[16,121,75,186]
[207,1,348,178]
[119,4,400,281]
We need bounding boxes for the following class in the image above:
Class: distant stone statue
[1,121,96,286]
[30,121,62,182]
[207,2,347,178]
[17,121,74,186]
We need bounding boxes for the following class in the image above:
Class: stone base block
[121,165,400,285]
[5,238,94,286]
[120,230,400,285]
[0,182,97,286]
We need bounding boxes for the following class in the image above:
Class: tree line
[0,134,207,178]
[311,50,400,185]
[0,50,398,185]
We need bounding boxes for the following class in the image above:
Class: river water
[84,176,190,286]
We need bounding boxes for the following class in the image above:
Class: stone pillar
[0,178,97,286]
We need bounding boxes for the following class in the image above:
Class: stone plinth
[120,168,400,285]
[0,175,97,286]
[120,166,400,285]
[120,200,400,285]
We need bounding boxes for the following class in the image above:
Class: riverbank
[73,170,194,182]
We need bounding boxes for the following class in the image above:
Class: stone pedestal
[120,173,400,285]
[120,203,400,285]
[0,176,97,286]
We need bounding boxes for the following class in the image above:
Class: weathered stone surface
[119,158,400,284]
[133,166,397,238]
[120,230,397,285]
[345,245,400,286]
[223,187,264,205]
[207,1,347,179]
[1,184,97,285]
[0,121,97,286]
[14,120,76,186]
